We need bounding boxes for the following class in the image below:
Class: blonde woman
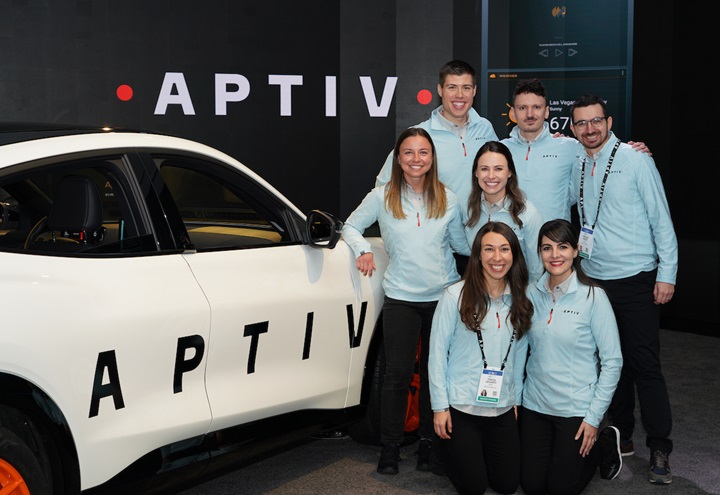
[342,127,469,475]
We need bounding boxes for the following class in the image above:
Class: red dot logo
[417,89,433,105]
[116,84,134,101]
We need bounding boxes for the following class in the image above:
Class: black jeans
[519,408,600,495]
[438,407,520,495]
[596,269,673,454]
[380,297,437,445]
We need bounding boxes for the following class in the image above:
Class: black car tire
[0,425,51,495]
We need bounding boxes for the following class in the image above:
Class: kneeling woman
[429,221,533,495]
[518,219,623,495]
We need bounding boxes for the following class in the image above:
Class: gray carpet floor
[180,329,720,494]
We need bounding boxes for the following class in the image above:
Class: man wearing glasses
[504,79,649,223]
[569,94,678,486]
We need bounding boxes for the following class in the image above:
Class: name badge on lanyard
[477,367,503,403]
[578,140,621,259]
[578,225,595,259]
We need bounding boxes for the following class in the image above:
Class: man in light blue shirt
[376,61,497,277]
[503,79,650,223]
[502,79,582,222]
[569,94,678,486]
[375,60,498,211]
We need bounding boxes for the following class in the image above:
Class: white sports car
[0,124,390,494]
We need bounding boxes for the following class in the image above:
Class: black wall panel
[1,1,717,331]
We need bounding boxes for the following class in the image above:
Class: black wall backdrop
[1,1,716,333]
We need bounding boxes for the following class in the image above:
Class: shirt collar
[437,108,470,138]
[585,131,618,161]
[481,193,509,213]
[491,283,512,305]
[514,122,550,145]
[544,270,576,301]
[404,181,424,208]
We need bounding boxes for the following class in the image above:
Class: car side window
[0,157,156,256]
[154,156,294,251]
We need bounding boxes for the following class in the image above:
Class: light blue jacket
[502,123,582,221]
[342,184,469,302]
[462,195,545,284]
[516,272,622,427]
[429,281,526,411]
[376,106,498,208]
[570,132,678,284]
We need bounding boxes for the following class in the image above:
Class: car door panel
[182,242,379,431]
[0,252,212,488]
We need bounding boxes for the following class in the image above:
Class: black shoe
[648,450,672,484]
[416,439,431,471]
[598,426,622,480]
[377,443,400,475]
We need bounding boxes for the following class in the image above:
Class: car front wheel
[0,426,50,495]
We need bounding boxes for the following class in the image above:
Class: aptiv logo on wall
[116,73,413,118]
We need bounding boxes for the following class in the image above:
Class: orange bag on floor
[404,341,421,433]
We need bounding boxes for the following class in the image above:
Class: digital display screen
[480,0,634,139]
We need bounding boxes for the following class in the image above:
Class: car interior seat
[25,175,106,251]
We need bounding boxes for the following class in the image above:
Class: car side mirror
[306,210,343,249]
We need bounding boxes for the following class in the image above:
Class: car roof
[0,123,304,218]
[0,122,140,146]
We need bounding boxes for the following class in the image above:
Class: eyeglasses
[573,117,606,129]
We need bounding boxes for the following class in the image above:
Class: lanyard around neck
[473,302,516,370]
[579,140,621,229]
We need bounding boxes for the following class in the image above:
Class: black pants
[595,269,673,454]
[519,408,600,495]
[380,297,437,445]
[437,407,520,495]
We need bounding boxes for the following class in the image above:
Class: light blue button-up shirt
[342,184,469,302]
[570,132,678,284]
[502,122,583,222]
[376,106,499,209]
[515,271,622,427]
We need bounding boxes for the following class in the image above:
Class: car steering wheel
[23,216,49,249]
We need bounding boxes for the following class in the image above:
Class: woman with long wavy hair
[429,221,533,495]
[464,141,544,283]
[342,127,469,475]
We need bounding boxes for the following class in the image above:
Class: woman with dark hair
[429,221,533,495]
[463,141,544,283]
[342,127,469,475]
[517,219,623,495]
